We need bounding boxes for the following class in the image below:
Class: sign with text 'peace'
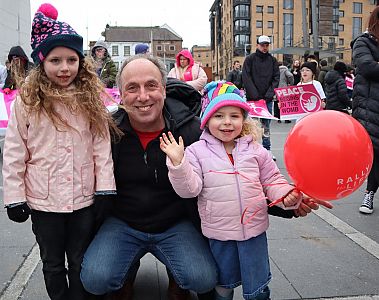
[274,84,322,120]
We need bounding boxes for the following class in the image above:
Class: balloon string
[208,170,292,225]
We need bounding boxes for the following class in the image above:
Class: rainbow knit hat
[200,81,251,129]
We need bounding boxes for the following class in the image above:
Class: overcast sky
[30,0,214,50]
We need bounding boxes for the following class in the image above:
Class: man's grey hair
[116,54,167,93]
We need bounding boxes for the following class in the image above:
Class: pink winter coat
[167,130,295,241]
[2,96,116,212]
[167,49,208,92]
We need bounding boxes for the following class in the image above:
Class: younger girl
[160,81,302,300]
[2,4,117,300]
[298,61,326,107]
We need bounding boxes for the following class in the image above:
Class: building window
[339,53,344,59]
[352,17,362,39]
[267,6,274,14]
[256,5,263,13]
[156,45,162,51]
[169,45,175,51]
[124,46,130,56]
[234,19,250,32]
[112,45,118,56]
[339,38,344,45]
[283,0,294,9]
[268,21,274,29]
[339,24,344,32]
[283,13,293,47]
[339,0,345,2]
[234,5,250,18]
[339,10,344,17]
[256,20,263,28]
[234,34,250,48]
[333,22,339,35]
[353,2,362,14]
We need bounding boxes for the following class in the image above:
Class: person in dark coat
[3,46,33,91]
[242,35,280,160]
[324,61,351,114]
[91,40,117,88]
[226,60,243,89]
[351,6,379,214]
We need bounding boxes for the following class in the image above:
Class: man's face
[234,62,240,70]
[257,43,270,53]
[120,58,166,132]
[95,47,106,59]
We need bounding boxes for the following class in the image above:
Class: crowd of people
[1,2,378,300]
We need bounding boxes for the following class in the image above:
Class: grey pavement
[1,121,379,300]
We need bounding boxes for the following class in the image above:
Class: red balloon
[284,111,373,200]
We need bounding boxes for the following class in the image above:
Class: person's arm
[91,122,116,193]
[242,55,259,100]
[264,58,280,101]
[226,70,233,83]
[353,38,379,81]
[186,65,207,91]
[106,60,117,88]
[2,98,30,206]
[286,69,294,86]
[160,132,203,198]
[337,78,352,108]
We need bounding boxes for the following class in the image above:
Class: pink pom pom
[37,3,58,20]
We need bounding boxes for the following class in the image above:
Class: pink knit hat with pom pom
[31,3,84,65]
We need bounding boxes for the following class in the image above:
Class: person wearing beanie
[168,49,208,92]
[135,43,149,54]
[3,3,119,300]
[91,40,117,88]
[318,59,332,89]
[298,61,326,108]
[3,46,34,91]
[324,61,351,114]
[242,35,280,160]
[160,80,305,300]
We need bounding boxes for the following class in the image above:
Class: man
[242,35,279,160]
[226,60,243,89]
[80,55,332,300]
[80,55,218,300]
[91,40,117,88]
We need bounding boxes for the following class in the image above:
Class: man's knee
[179,263,218,294]
[80,263,114,295]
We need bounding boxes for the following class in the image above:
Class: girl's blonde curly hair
[240,116,263,142]
[16,57,121,139]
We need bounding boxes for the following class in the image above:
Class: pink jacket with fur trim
[167,130,296,241]
[167,49,208,92]
[2,96,115,212]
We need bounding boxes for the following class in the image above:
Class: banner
[0,88,121,136]
[247,99,277,120]
[274,84,322,120]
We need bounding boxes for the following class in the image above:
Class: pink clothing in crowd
[167,130,296,241]
[2,97,115,212]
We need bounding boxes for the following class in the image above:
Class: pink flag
[247,99,277,120]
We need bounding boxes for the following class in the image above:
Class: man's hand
[294,197,333,217]
[160,132,184,166]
